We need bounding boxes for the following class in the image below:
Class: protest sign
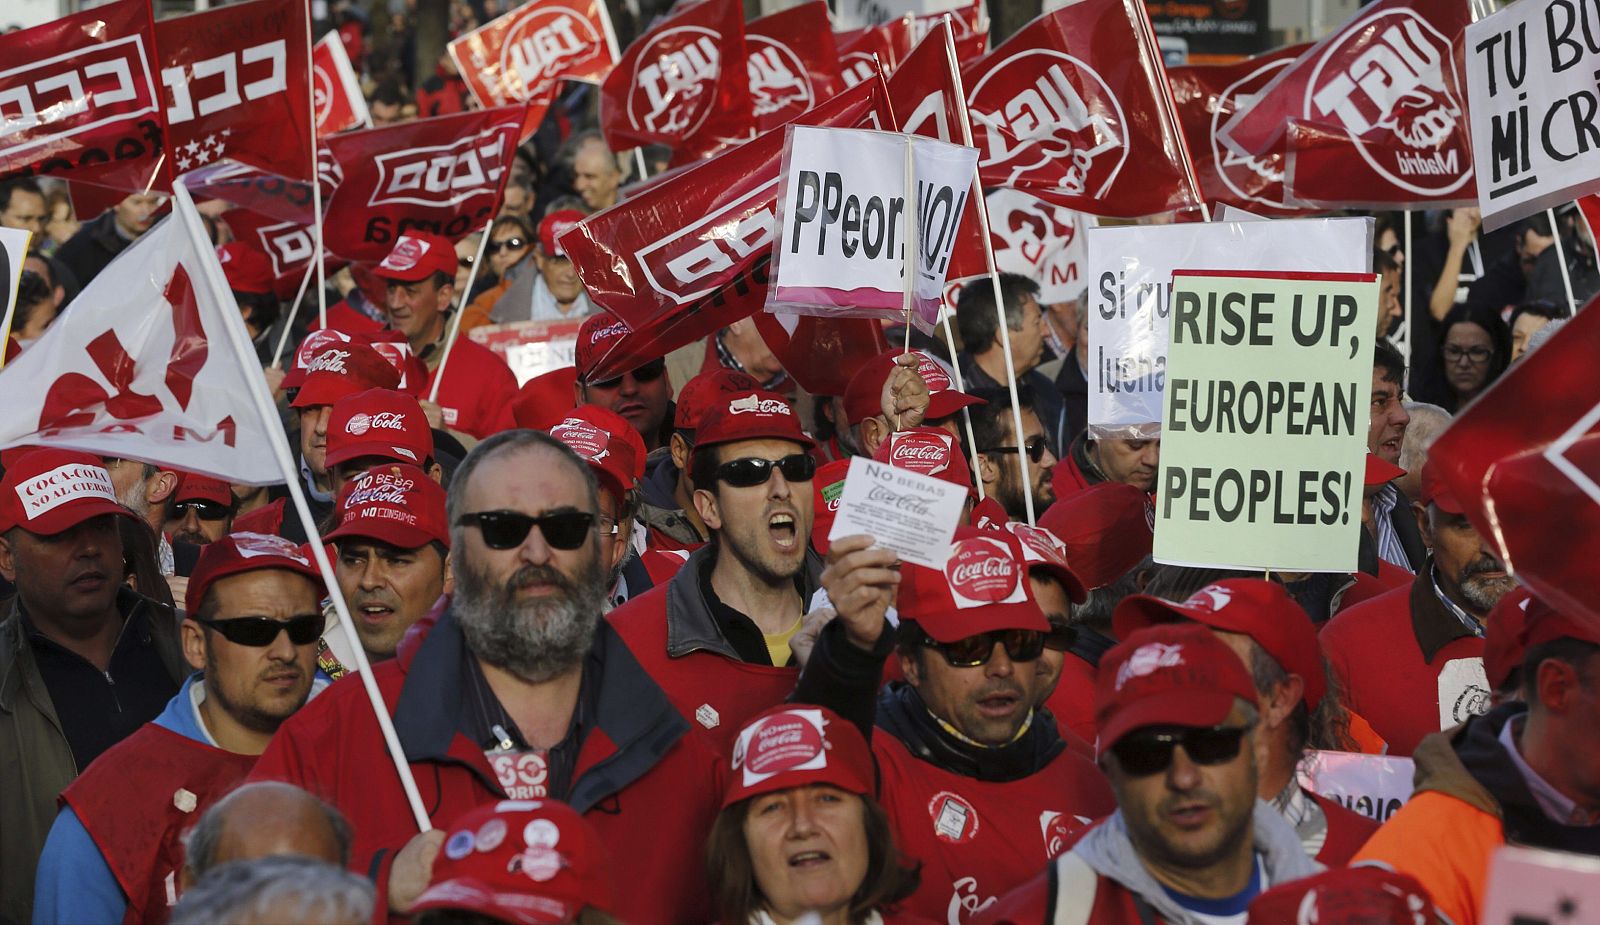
[1086,217,1372,438]
[828,456,966,568]
[1153,270,1378,572]
[1483,846,1600,925]
[1467,0,1600,232]
[767,125,978,328]
[1296,750,1415,826]
[467,319,585,385]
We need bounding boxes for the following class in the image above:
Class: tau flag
[0,196,283,484]
[314,32,372,135]
[449,0,619,109]
[746,2,839,131]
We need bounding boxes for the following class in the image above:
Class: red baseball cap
[216,242,275,295]
[186,532,323,615]
[1095,623,1259,752]
[1483,586,1534,691]
[412,799,614,925]
[173,472,234,508]
[512,367,578,431]
[373,232,458,283]
[551,405,646,500]
[693,391,815,451]
[324,389,434,468]
[325,464,451,550]
[843,349,983,426]
[290,342,404,409]
[283,330,351,390]
[538,210,586,259]
[675,368,762,432]
[1037,482,1153,591]
[1418,458,1464,514]
[1114,579,1326,709]
[724,704,874,808]
[1364,452,1406,488]
[1246,866,1433,925]
[872,427,972,493]
[1005,523,1088,605]
[574,314,630,382]
[0,450,135,536]
[810,459,852,555]
[897,528,1050,642]
[1520,593,1600,650]
[970,496,1009,531]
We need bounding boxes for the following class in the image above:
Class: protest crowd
[2,0,1599,922]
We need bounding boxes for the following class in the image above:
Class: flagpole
[1130,0,1208,222]
[306,7,328,329]
[1399,210,1413,364]
[428,219,495,404]
[1546,206,1579,314]
[594,0,645,184]
[171,183,433,834]
[271,259,321,369]
[901,135,917,360]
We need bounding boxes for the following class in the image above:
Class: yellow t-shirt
[763,617,803,668]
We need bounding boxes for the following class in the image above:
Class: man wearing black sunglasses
[164,472,237,547]
[983,623,1319,925]
[968,385,1059,521]
[35,533,325,925]
[574,313,675,452]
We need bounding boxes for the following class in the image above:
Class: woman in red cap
[707,705,933,925]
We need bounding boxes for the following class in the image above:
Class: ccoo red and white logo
[733,709,831,785]
[626,26,722,137]
[945,537,1024,608]
[368,125,516,208]
[500,8,604,101]
[967,50,1128,196]
[745,37,811,121]
[1302,8,1470,195]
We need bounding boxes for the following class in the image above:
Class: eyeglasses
[1442,345,1494,365]
[1383,243,1404,260]
[922,629,1045,667]
[172,500,230,522]
[1109,723,1255,777]
[486,237,527,254]
[455,510,596,550]
[191,614,322,647]
[1043,625,1077,652]
[981,435,1048,464]
[586,358,666,390]
[715,453,817,488]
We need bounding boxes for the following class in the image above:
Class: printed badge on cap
[732,708,831,788]
[550,418,611,463]
[382,236,426,272]
[884,430,953,477]
[945,535,1028,608]
[15,463,118,523]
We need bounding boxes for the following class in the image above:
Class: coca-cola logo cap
[326,463,450,550]
[325,388,433,469]
[896,528,1049,643]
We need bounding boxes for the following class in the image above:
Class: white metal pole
[1546,207,1579,314]
[428,219,496,403]
[271,259,320,369]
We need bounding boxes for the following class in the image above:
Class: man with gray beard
[251,430,726,925]
[1322,458,1518,756]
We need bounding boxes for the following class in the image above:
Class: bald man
[1396,401,1452,502]
[181,782,351,888]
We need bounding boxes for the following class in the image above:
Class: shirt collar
[1371,482,1398,516]
[1499,715,1600,826]
[1432,564,1486,638]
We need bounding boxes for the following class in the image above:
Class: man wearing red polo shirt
[373,233,517,441]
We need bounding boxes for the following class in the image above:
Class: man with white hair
[1396,401,1452,503]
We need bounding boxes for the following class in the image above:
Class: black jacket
[54,212,134,288]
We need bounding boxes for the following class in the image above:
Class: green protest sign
[1154,270,1379,573]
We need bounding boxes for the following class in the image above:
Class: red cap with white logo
[324,389,434,469]
[173,472,234,508]
[374,232,459,283]
[539,209,586,259]
[871,427,972,493]
[0,449,135,536]
[843,349,983,426]
[1004,523,1088,605]
[325,464,450,550]
[574,314,631,382]
[693,391,815,451]
[810,459,852,555]
[290,342,404,409]
[1095,623,1259,753]
[1037,482,1153,591]
[897,528,1050,642]
[551,405,646,500]
[1246,866,1434,925]
[186,532,323,615]
[216,242,275,295]
[674,368,763,432]
[412,799,614,925]
[722,704,874,808]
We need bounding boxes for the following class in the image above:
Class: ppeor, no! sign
[1467,0,1600,231]
[766,125,978,327]
[1154,270,1378,573]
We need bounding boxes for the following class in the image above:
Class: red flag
[155,0,315,183]
[449,0,618,109]
[321,105,537,263]
[0,0,164,192]
[1217,0,1473,207]
[313,32,371,135]
[598,0,752,159]
[909,0,987,51]
[837,22,909,89]
[746,2,840,132]
[1167,44,1315,218]
[963,0,1203,218]
[753,311,888,398]
[221,208,344,300]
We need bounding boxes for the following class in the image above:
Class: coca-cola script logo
[728,393,791,416]
[346,471,415,506]
[307,349,351,374]
[499,7,604,102]
[913,352,953,393]
[968,50,1128,196]
[945,537,1020,605]
[626,26,721,138]
[634,180,777,304]
[368,124,516,207]
[294,330,351,369]
[346,411,407,436]
[746,36,811,120]
[1007,523,1067,566]
[1303,8,1470,195]
[551,418,610,461]
[1210,56,1296,210]
[745,714,825,775]
[1114,641,1185,690]
[232,531,310,563]
[889,432,952,477]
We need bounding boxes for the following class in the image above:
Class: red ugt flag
[0,0,164,192]
[964,0,1203,218]
[600,0,752,159]
[837,22,909,89]
[449,0,618,109]
[155,0,315,182]
[313,32,371,135]
[746,2,840,132]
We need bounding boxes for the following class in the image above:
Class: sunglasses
[982,435,1048,464]
[1109,723,1255,777]
[715,453,817,488]
[172,500,230,522]
[192,614,322,647]
[486,237,527,254]
[586,358,667,390]
[456,510,596,551]
[1043,624,1077,652]
[922,628,1045,667]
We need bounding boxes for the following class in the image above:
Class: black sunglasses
[923,628,1045,667]
[455,510,596,551]
[172,500,230,522]
[716,453,817,488]
[982,435,1048,464]
[192,614,322,647]
[486,237,527,254]
[1110,723,1255,777]
[586,358,667,390]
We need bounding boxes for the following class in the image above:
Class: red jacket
[972,852,1172,925]
[1320,568,1487,757]
[250,608,724,925]
[1043,652,1098,747]
[426,337,518,439]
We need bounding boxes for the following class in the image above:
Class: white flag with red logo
[449,0,619,109]
[314,32,372,134]
[0,199,281,484]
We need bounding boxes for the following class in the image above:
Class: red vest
[426,337,518,438]
[60,723,255,925]
[973,854,1167,925]
[1044,654,1099,748]
[1311,790,1380,866]
[874,733,1116,925]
